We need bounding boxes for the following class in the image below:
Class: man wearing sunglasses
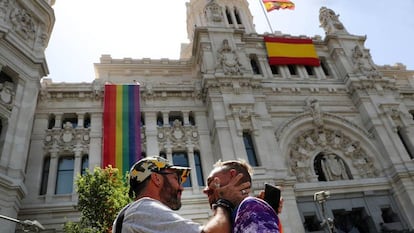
[113,156,250,233]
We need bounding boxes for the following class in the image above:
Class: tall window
[288,65,297,75]
[61,113,78,128]
[270,65,279,75]
[189,111,196,126]
[226,7,233,24]
[172,152,192,187]
[56,156,74,194]
[243,132,258,166]
[397,126,414,159]
[156,112,164,126]
[234,8,242,24]
[48,114,55,129]
[305,66,314,76]
[39,156,50,195]
[83,113,91,128]
[169,111,183,126]
[250,55,261,75]
[194,151,205,186]
[320,58,330,76]
[140,112,145,126]
[81,155,89,175]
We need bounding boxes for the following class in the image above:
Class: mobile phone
[264,183,281,212]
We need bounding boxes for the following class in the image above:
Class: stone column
[77,112,84,128]
[186,146,199,190]
[145,111,159,156]
[46,149,59,200]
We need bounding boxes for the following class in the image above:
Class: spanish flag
[263,0,295,12]
[103,84,141,174]
[264,36,320,66]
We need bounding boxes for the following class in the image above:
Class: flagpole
[258,0,274,33]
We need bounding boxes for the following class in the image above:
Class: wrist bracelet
[212,198,235,213]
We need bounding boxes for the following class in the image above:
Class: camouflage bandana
[129,156,191,184]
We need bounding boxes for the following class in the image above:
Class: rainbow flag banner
[103,84,141,175]
[264,36,320,66]
[263,0,295,12]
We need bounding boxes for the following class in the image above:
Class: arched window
[243,132,259,166]
[172,152,192,187]
[56,156,74,194]
[39,156,50,195]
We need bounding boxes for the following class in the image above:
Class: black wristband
[212,198,235,213]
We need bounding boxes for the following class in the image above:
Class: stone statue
[205,0,223,23]
[321,153,350,181]
[216,39,242,75]
[352,45,381,79]
[319,7,348,34]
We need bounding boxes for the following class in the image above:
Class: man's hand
[210,173,250,206]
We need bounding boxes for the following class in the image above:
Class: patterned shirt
[233,197,280,233]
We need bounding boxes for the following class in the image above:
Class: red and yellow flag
[264,36,320,66]
[263,0,295,12]
[103,84,141,174]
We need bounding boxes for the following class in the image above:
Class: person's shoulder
[239,197,274,212]
[128,197,169,212]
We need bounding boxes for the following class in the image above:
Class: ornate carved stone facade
[0,0,413,233]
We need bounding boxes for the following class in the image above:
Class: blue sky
[44,0,414,83]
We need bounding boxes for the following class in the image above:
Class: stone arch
[276,112,381,183]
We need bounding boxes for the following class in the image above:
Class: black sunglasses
[153,171,182,184]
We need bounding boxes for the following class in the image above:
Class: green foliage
[64,166,131,233]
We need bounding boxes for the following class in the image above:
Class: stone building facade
[0,0,413,232]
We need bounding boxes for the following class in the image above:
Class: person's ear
[229,169,238,178]
[150,173,162,187]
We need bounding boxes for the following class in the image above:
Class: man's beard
[160,177,182,210]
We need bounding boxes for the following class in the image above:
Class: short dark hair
[129,175,150,199]
[213,159,253,184]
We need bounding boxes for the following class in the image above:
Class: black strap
[114,204,130,233]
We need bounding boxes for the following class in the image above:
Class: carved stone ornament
[205,0,223,23]
[319,7,348,34]
[157,120,200,150]
[10,8,36,41]
[216,39,243,75]
[352,45,381,79]
[44,123,91,153]
[0,81,15,109]
[289,128,379,182]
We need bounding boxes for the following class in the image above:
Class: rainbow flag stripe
[103,84,141,174]
[264,36,320,66]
